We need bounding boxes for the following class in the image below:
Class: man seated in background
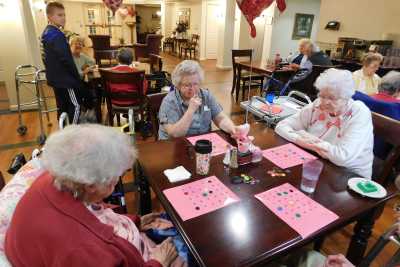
[109,48,148,106]
[70,36,95,80]
[371,70,400,103]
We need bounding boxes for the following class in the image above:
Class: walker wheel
[17,125,27,136]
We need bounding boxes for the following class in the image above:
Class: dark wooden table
[235,62,295,101]
[136,122,397,267]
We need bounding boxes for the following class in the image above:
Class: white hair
[171,60,204,87]
[379,71,400,95]
[42,124,137,187]
[314,68,355,99]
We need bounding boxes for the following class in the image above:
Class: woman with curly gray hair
[371,70,400,102]
[275,68,374,178]
[158,60,238,140]
[5,124,178,267]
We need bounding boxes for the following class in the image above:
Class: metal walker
[14,65,56,144]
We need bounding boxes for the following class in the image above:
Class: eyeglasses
[318,93,343,103]
[181,82,200,89]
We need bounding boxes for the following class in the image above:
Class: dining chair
[146,92,168,140]
[180,34,200,59]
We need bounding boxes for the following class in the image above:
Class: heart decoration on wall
[118,7,129,19]
[102,0,123,15]
[236,0,286,38]
[127,6,136,17]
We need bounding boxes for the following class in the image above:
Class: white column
[216,0,235,69]
[199,0,207,61]
[260,5,275,65]
[0,0,43,109]
[160,0,166,39]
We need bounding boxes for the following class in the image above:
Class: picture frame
[177,8,190,29]
[292,13,314,40]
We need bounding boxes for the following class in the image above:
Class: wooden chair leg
[231,73,237,95]
[236,79,240,102]
[108,111,114,126]
[116,113,121,126]
[242,82,246,101]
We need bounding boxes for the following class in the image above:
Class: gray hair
[118,48,133,65]
[41,124,137,188]
[379,71,400,96]
[69,36,84,46]
[314,68,355,99]
[171,60,204,87]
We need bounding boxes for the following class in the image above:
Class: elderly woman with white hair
[275,68,374,178]
[5,124,180,267]
[158,60,237,140]
[70,36,95,79]
[289,40,332,84]
[371,70,400,103]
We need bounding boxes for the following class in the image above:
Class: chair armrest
[149,53,162,60]
[133,43,148,48]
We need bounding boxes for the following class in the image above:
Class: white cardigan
[275,99,374,178]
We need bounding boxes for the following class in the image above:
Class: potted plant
[175,22,188,38]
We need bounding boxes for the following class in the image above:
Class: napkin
[163,166,191,183]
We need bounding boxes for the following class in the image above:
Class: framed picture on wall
[292,13,314,40]
[177,8,190,29]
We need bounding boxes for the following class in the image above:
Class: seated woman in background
[70,36,95,79]
[289,40,332,85]
[275,68,374,178]
[158,60,238,140]
[109,48,148,106]
[5,124,185,267]
[289,38,313,71]
[371,70,400,103]
[69,36,95,112]
[353,52,383,95]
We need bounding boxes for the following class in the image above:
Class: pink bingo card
[262,143,317,169]
[255,183,338,238]
[163,176,240,221]
[187,133,231,156]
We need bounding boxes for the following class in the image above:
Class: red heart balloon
[236,0,286,38]
[102,0,123,15]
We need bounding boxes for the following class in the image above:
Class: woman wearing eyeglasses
[158,60,238,140]
[275,68,374,179]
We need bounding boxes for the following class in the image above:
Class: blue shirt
[158,88,223,140]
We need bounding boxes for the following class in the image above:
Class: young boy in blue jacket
[41,2,82,123]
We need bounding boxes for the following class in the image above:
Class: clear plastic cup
[300,160,324,193]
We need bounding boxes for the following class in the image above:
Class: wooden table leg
[134,161,152,215]
[346,205,384,265]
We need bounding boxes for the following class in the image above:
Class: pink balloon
[102,0,123,15]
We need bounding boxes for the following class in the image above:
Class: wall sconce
[156,10,161,17]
